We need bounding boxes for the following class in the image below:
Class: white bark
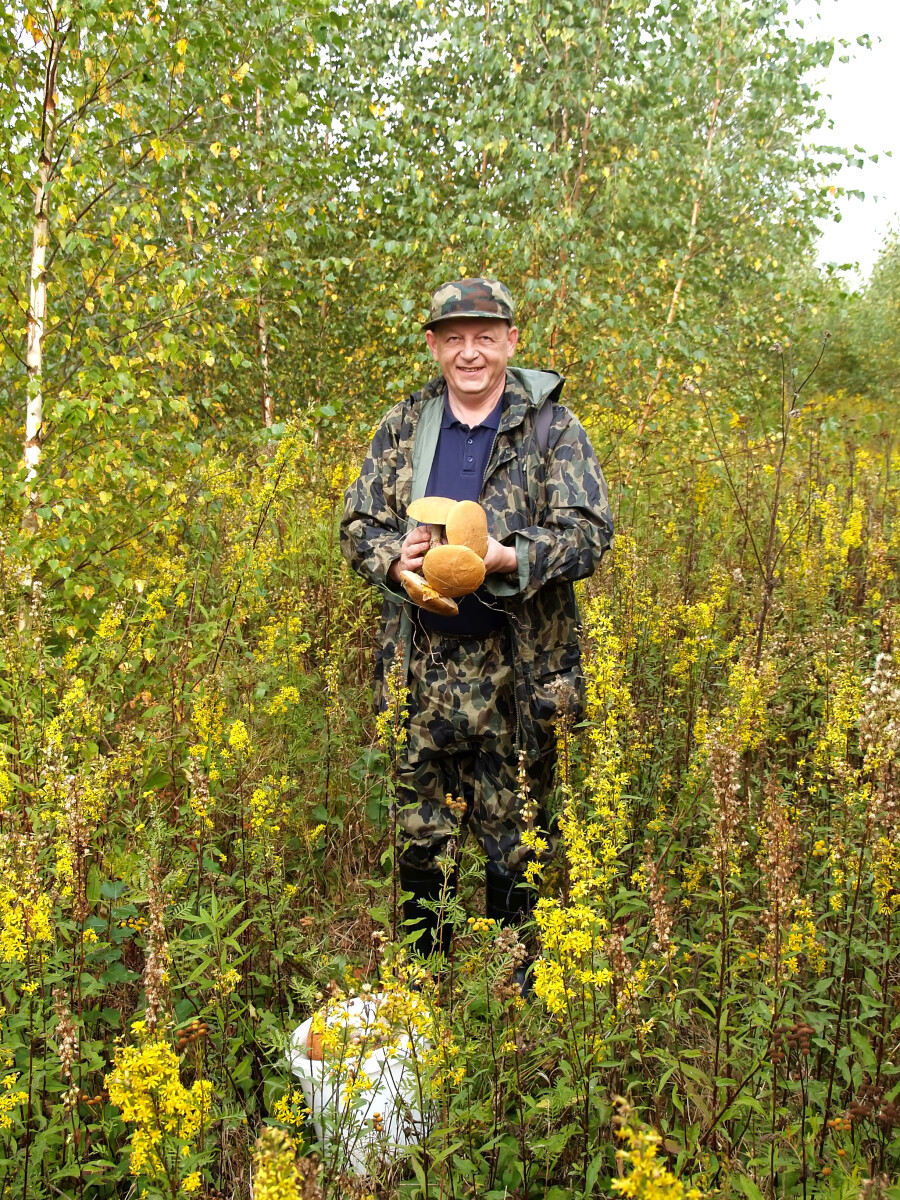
[25,156,52,479]
[257,291,272,428]
[630,22,724,457]
[24,36,61,481]
[256,85,273,429]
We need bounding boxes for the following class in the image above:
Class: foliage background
[1,0,900,1196]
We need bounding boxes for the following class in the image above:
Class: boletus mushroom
[422,544,486,599]
[400,497,489,612]
[398,570,459,616]
[306,1027,324,1061]
[406,496,458,549]
[444,499,489,559]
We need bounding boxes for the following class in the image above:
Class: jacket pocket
[529,642,585,742]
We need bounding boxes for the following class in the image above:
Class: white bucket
[287,992,430,1175]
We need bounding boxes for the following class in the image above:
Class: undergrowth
[1,381,900,1199]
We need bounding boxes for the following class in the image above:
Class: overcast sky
[791,0,900,286]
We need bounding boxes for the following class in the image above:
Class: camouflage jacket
[340,367,614,761]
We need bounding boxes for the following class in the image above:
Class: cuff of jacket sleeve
[484,532,530,597]
[373,536,408,596]
[382,572,407,602]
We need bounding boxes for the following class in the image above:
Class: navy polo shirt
[419,391,507,634]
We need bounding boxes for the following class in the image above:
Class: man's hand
[483,536,517,576]
[390,529,515,582]
[388,526,432,583]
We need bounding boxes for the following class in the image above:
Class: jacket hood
[506,367,565,408]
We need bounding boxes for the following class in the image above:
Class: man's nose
[460,340,481,360]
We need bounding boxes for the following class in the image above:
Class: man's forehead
[431,317,510,338]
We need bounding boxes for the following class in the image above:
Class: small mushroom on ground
[406,496,458,549]
[398,570,459,616]
[422,544,486,598]
[444,500,489,559]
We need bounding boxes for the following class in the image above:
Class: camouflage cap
[423,277,515,330]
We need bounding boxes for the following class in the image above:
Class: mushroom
[444,500,489,559]
[400,497,489,612]
[306,1028,324,1061]
[406,496,458,549]
[422,544,486,599]
[398,570,459,616]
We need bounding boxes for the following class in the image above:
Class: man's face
[425,317,518,407]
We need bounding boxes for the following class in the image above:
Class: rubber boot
[485,861,536,998]
[398,861,456,960]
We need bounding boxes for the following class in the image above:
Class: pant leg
[396,754,470,870]
[397,624,513,870]
[397,626,560,874]
[472,737,559,872]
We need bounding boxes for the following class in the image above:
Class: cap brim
[422,311,514,331]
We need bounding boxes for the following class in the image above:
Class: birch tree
[0,0,327,588]
[303,0,842,441]
[23,9,64,485]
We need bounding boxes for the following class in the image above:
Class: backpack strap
[535,394,554,459]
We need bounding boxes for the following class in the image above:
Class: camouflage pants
[397,625,558,873]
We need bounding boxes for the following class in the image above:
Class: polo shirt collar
[441,389,505,431]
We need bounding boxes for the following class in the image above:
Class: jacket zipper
[481,425,525,756]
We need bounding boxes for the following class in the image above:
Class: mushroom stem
[428,524,442,550]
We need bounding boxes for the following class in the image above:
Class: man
[341,277,613,975]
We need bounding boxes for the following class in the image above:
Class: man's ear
[507,325,519,356]
[425,329,438,361]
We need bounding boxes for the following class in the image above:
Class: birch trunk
[24,33,62,482]
[257,291,272,428]
[631,88,721,446]
[256,85,273,429]
[626,20,725,479]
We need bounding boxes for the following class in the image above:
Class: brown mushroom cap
[407,496,457,525]
[399,570,460,616]
[306,1029,324,1061]
[445,500,489,559]
[422,545,486,598]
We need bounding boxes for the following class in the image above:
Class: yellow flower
[874,836,900,914]
[613,1119,703,1200]
[189,690,225,762]
[212,967,241,997]
[267,686,300,717]
[0,846,54,964]
[0,1075,28,1131]
[227,720,251,755]
[272,1087,309,1131]
[95,603,125,644]
[0,750,14,813]
[106,1032,212,1185]
[252,1127,318,1200]
[375,657,409,756]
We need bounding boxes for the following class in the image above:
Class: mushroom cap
[445,500,489,559]
[399,570,460,616]
[407,496,457,525]
[422,545,486,598]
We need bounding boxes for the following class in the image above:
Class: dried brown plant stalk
[142,866,170,1032]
